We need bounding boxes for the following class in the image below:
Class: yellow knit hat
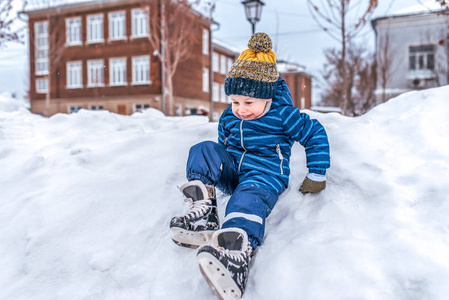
[225,32,279,99]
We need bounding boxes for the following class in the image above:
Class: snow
[1,86,449,299]
[391,1,444,16]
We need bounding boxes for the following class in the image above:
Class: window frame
[133,103,150,113]
[220,55,227,75]
[36,78,48,94]
[408,44,436,79]
[34,21,49,75]
[65,16,82,46]
[87,13,104,44]
[202,29,209,55]
[87,59,105,87]
[131,8,150,38]
[212,82,219,102]
[109,10,126,41]
[132,55,151,85]
[66,61,83,89]
[202,68,209,92]
[212,52,219,73]
[109,57,128,86]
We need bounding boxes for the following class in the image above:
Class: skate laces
[184,198,212,220]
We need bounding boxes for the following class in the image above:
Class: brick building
[25,0,312,118]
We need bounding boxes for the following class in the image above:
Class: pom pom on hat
[248,32,272,53]
[225,32,279,99]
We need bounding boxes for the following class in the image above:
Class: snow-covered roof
[212,38,240,55]
[384,0,446,18]
[277,60,306,73]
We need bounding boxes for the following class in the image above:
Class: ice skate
[197,228,253,300]
[170,180,219,248]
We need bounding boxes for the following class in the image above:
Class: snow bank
[0,87,449,300]
[0,92,29,113]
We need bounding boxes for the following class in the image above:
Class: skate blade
[197,252,242,300]
[170,227,214,249]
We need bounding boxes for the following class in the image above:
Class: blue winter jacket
[218,77,330,194]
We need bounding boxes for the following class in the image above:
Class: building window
[212,52,219,73]
[220,55,226,74]
[35,21,48,75]
[409,45,435,79]
[109,11,126,40]
[36,78,48,93]
[212,82,219,102]
[227,58,233,73]
[69,105,83,113]
[202,29,209,55]
[67,61,83,89]
[87,60,104,87]
[66,17,81,45]
[90,105,104,110]
[110,58,127,86]
[132,8,149,37]
[133,103,150,113]
[202,68,209,92]
[87,14,103,43]
[132,56,150,84]
[221,84,227,103]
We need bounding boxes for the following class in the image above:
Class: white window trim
[407,44,436,80]
[212,52,219,73]
[202,68,209,93]
[36,78,48,94]
[109,57,128,86]
[87,13,104,44]
[131,8,150,39]
[108,10,127,41]
[66,61,83,89]
[212,82,219,102]
[87,59,105,88]
[132,55,151,85]
[220,55,227,75]
[65,16,82,46]
[35,21,49,76]
[202,29,209,55]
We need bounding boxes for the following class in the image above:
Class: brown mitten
[299,176,326,194]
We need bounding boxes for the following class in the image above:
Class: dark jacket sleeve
[279,106,330,175]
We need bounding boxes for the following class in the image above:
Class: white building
[371,3,449,103]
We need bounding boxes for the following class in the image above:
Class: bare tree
[376,28,397,103]
[307,0,378,115]
[321,41,375,116]
[435,0,449,10]
[140,0,214,116]
[0,0,26,47]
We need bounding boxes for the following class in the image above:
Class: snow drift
[1,87,449,300]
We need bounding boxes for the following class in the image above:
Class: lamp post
[241,0,265,34]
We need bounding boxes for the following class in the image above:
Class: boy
[170,33,330,299]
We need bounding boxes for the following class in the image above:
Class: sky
[1,84,449,299]
[0,0,441,102]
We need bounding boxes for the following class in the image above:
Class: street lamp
[241,0,265,34]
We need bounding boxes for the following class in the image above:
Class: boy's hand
[299,174,326,194]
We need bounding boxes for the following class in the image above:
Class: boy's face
[230,94,271,120]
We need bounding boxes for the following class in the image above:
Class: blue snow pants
[186,141,280,249]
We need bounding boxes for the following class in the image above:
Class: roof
[23,0,215,20]
[372,0,447,25]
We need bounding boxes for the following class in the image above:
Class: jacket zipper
[276,144,284,175]
[238,120,247,172]
[224,137,228,146]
